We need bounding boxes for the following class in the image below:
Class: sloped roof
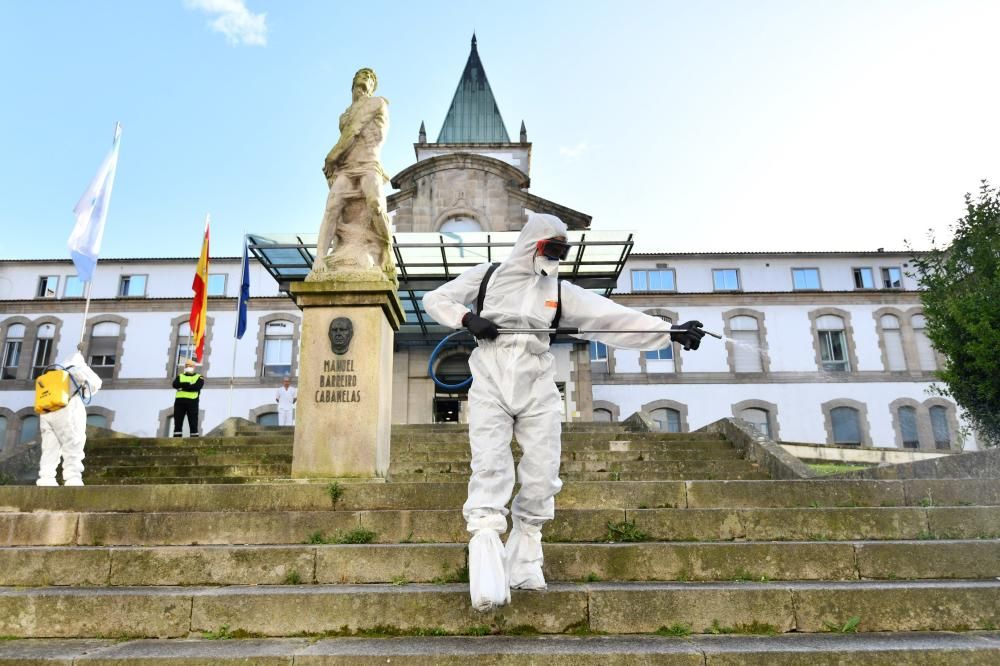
[436,35,510,143]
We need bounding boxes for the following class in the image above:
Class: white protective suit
[275,386,297,426]
[37,352,103,486]
[423,213,679,610]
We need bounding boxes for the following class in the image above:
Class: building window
[19,414,39,445]
[63,276,86,298]
[911,314,937,371]
[880,314,906,371]
[650,407,682,433]
[174,322,196,368]
[0,415,6,453]
[881,267,902,289]
[898,406,919,449]
[36,276,59,299]
[86,413,109,429]
[729,315,763,373]
[593,408,613,423]
[739,407,771,438]
[256,412,280,426]
[643,315,675,372]
[712,269,740,291]
[31,323,56,377]
[88,321,121,379]
[853,267,875,289]
[589,341,608,362]
[816,315,850,372]
[631,269,676,292]
[207,274,227,297]
[830,407,862,445]
[929,406,951,449]
[2,324,25,380]
[119,275,147,297]
[792,268,821,290]
[262,320,294,377]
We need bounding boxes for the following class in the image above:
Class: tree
[910,180,1000,447]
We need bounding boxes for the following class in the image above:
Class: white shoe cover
[36,478,58,487]
[506,519,546,590]
[468,529,510,612]
[64,478,84,487]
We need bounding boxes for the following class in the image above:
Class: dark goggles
[536,238,571,261]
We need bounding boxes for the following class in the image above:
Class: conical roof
[436,35,510,143]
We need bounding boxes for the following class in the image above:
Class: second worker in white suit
[423,213,705,611]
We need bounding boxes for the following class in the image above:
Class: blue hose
[428,330,474,391]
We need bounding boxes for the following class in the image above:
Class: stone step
[398,435,730,450]
[390,470,771,482]
[86,436,292,450]
[389,460,761,476]
[84,476,285,485]
[1,580,998,638]
[85,454,293,467]
[6,633,1000,664]
[6,506,998,546]
[88,464,291,479]
[2,479,998,513]
[394,448,745,463]
[85,444,294,458]
[2,540,998,587]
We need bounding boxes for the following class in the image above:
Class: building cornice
[0,297,296,314]
[611,291,923,305]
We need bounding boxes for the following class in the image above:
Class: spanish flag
[190,216,210,362]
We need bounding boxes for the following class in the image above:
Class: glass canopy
[248,230,634,341]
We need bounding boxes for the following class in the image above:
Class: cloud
[559,141,590,159]
[185,0,268,46]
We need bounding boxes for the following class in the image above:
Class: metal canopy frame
[248,231,634,342]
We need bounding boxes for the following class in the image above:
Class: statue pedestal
[289,280,403,479]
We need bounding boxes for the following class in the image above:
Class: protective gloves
[670,320,706,351]
[462,312,500,340]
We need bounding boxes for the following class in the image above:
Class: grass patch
[655,623,691,637]
[305,528,377,545]
[201,625,262,640]
[581,572,602,583]
[327,482,344,507]
[606,520,650,543]
[391,576,409,586]
[284,570,302,585]
[432,563,469,584]
[732,569,770,583]
[824,616,861,633]
[806,463,873,476]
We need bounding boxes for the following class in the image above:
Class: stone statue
[309,68,396,283]
[328,317,354,355]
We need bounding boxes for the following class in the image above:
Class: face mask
[184,367,195,374]
[534,255,560,277]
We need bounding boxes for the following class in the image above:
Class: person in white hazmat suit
[36,349,103,486]
[423,213,705,611]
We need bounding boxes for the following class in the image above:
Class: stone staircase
[1,422,999,663]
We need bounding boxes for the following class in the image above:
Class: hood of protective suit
[499,213,568,277]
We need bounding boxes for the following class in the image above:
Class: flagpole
[78,281,93,348]
[227,232,246,418]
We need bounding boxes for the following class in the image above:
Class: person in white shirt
[275,376,297,426]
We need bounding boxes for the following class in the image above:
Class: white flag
[68,124,121,283]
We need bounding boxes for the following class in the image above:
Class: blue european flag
[236,236,250,339]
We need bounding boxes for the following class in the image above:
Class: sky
[1,0,998,260]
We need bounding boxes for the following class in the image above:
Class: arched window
[18,414,39,445]
[830,406,861,445]
[589,342,608,362]
[929,406,951,449]
[31,323,56,377]
[816,315,850,372]
[593,408,613,423]
[880,314,906,371]
[911,315,937,371]
[0,415,7,453]
[650,407,681,433]
[89,321,120,379]
[730,316,763,373]
[739,407,771,438]
[897,406,919,449]
[644,315,674,372]
[86,413,109,429]
[262,320,294,377]
[439,216,482,233]
[2,323,25,380]
[256,412,280,426]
